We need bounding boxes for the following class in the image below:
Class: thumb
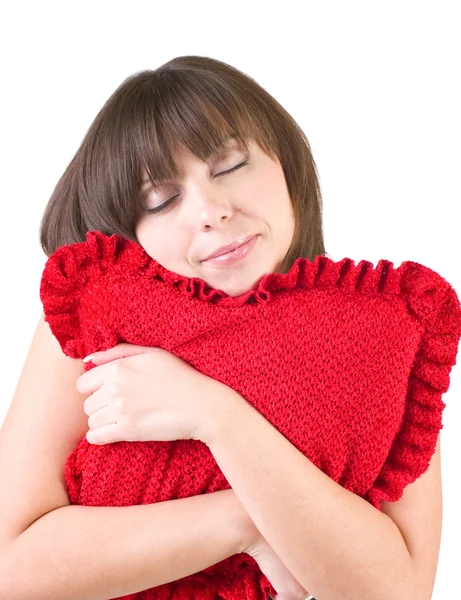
[83,343,158,365]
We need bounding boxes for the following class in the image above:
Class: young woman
[1,55,459,600]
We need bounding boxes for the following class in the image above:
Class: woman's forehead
[139,135,250,185]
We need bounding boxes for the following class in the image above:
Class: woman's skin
[136,136,296,297]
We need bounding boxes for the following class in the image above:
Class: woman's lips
[201,235,259,266]
[202,234,257,261]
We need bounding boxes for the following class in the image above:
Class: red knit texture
[39,230,461,600]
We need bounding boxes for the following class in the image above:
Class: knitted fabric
[39,230,461,600]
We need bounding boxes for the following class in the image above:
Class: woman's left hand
[76,343,237,446]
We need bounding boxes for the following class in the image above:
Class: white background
[0,1,459,598]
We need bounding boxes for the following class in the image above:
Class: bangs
[124,70,275,191]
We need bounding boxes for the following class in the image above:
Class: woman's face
[135,137,295,297]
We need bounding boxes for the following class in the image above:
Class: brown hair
[39,55,328,274]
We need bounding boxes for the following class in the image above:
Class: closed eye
[145,160,249,215]
[216,159,249,178]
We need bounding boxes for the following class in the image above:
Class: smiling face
[135,136,296,297]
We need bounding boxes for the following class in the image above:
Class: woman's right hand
[242,527,312,600]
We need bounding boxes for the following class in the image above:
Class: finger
[83,343,158,365]
[86,422,122,445]
[83,385,109,415]
[87,403,115,429]
[77,365,105,395]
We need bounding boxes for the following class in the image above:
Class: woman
[1,55,459,600]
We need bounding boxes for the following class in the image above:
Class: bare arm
[203,389,445,600]
[0,314,251,599]
[0,488,251,600]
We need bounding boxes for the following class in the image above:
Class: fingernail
[83,354,95,363]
